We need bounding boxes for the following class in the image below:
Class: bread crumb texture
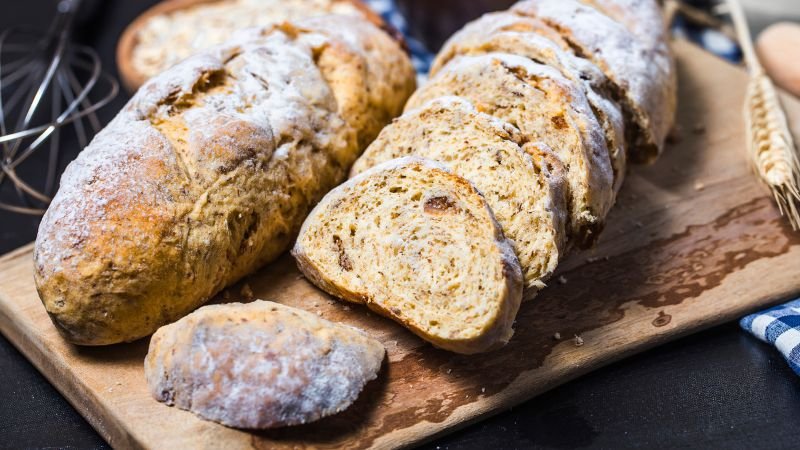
[144,300,385,429]
[293,157,523,354]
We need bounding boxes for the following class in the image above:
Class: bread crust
[144,300,385,429]
[34,17,414,345]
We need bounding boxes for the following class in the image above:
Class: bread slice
[145,300,385,428]
[351,97,567,298]
[407,53,614,247]
[292,157,523,354]
[431,19,626,195]
[511,0,676,163]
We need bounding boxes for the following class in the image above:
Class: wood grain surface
[2,40,800,450]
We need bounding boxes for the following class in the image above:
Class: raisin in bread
[351,97,568,298]
[292,157,523,354]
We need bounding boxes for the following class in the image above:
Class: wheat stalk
[726,0,800,229]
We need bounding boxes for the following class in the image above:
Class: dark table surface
[2,1,800,449]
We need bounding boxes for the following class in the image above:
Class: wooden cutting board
[2,40,800,449]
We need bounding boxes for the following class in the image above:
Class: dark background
[1,1,799,449]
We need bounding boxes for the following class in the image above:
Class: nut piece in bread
[33,18,415,345]
[351,97,568,299]
[407,53,614,247]
[145,300,385,429]
[292,157,523,354]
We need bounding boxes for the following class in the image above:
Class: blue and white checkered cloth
[741,301,800,375]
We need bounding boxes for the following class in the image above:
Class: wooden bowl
[116,0,400,93]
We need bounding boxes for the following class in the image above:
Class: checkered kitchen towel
[741,300,800,375]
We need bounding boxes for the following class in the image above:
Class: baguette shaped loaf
[293,157,523,354]
[351,97,568,298]
[431,19,626,195]
[145,300,385,429]
[33,16,415,345]
[407,53,613,247]
[511,0,676,163]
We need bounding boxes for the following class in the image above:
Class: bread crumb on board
[574,335,584,347]
[240,283,254,299]
[553,332,562,340]
[694,181,705,191]
[557,275,567,285]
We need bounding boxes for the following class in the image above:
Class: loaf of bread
[296,0,675,352]
[145,300,385,428]
[119,0,391,90]
[407,52,614,246]
[33,15,415,345]
[293,157,523,354]
[351,97,568,298]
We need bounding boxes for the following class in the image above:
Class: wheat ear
[727,0,800,229]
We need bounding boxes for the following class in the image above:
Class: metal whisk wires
[0,0,118,215]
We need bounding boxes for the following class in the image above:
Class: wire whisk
[0,0,118,215]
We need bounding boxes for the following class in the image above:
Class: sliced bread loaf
[511,0,676,163]
[431,22,626,195]
[292,157,523,354]
[351,97,567,298]
[406,53,614,246]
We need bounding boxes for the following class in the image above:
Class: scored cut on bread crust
[430,18,626,195]
[292,156,523,354]
[351,97,567,298]
[145,300,385,429]
[511,0,676,163]
[407,53,614,247]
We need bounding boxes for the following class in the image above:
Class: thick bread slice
[407,53,614,246]
[431,21,626,195]
[351,97,567,298]
[292,157,523,354]
[511,0,676,163]
[34,21,415,345]
[145,300,385,429]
